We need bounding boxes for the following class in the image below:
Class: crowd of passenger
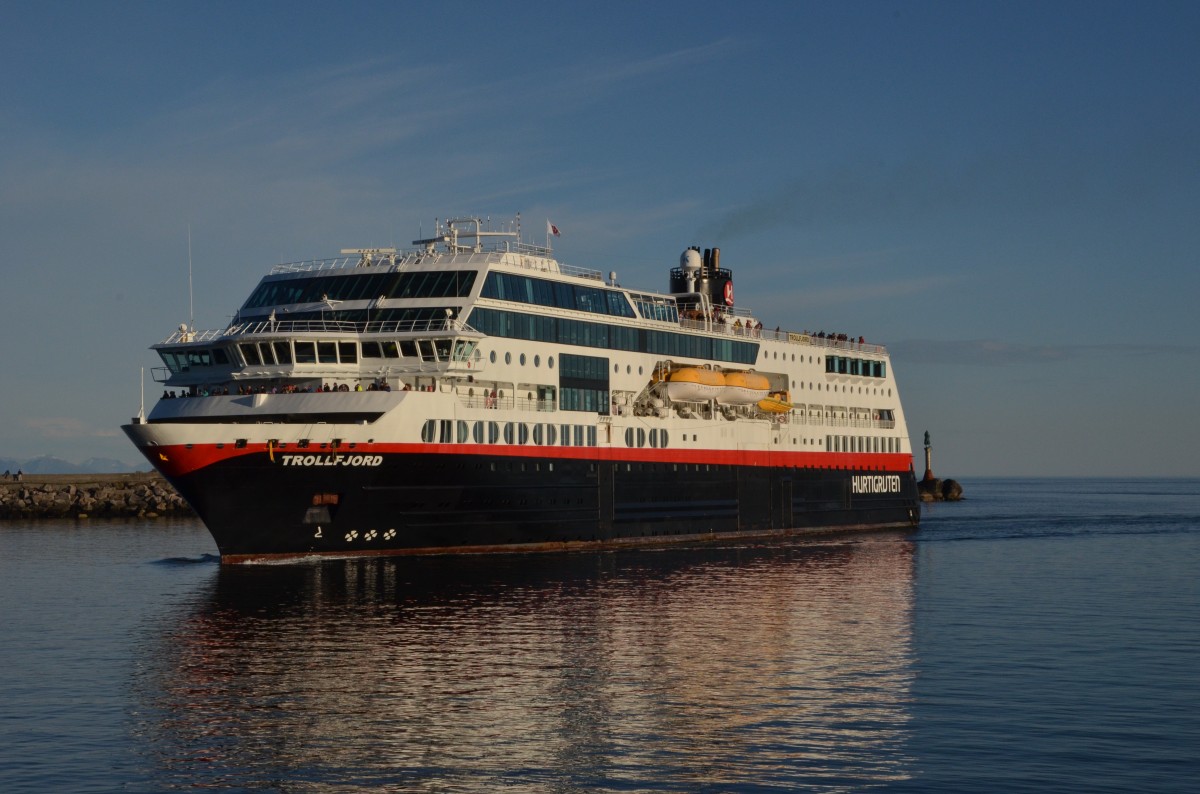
[805,331,867,344]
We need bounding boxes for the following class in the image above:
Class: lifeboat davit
[665,367,725,402]
[758,391,793,414]
[719,371,770,405]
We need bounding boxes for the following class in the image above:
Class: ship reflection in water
[134,535,916,790]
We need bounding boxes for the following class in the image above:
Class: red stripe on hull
[134,440,913,478]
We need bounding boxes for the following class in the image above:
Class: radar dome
[680,248,702,271]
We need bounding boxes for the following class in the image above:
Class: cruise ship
[123,217,920,562]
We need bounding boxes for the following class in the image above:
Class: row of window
[243,270,478,309]
[828,436,904,453]
[420,420,903,455]
[263,306,461,327]
[560,353,610,414]
[468,307,759,365]
[160,338,476,373]
[481,272,637,318]
[825,356,886,378]
[422,419,599,447]
[624,427,670,448]
[629,293,680,324]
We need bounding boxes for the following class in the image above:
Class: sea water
[0,478,1197,792]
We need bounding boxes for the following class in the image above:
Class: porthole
[614,364,619,373]
[626,365,631,374]
[520,353,526,366]
[638,366,643,375]
[534,355,541,367]
[548,356,555,369]
[490,350,497,364]
[505,352,512,365]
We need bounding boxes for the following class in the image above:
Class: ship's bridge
[151,315,484,391]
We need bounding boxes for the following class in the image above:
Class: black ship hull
[155,449,920,562]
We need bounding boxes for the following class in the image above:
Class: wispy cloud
[22,418,119,439]
[571,38,741,89]
[757,274,960,311]
[890,339,1200,366]
[710,129,1198,241]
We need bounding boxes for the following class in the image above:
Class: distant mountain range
[0,455,146,475]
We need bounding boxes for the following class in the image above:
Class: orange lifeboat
[719,371,770,405]
[665,367,725,402]
[758,391,793,414]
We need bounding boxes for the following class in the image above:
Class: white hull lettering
[850,474,902,494]
[280,454,383,467]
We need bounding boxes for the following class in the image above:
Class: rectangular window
[272,341,292,363]
[294,341,317,364]
[239,343,262,366]
[361,341,382,359]
[337,342,358,363]
[317,342,337,363]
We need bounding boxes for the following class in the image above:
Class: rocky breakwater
[0,473,195,520]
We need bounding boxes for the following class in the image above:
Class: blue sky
[1,1,1197,475]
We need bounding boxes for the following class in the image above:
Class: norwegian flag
[547,220,561,237]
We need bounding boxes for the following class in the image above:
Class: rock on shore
[918,477,964,502]
[0,473,194,520]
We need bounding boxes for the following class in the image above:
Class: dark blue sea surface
[0,478,1197,792]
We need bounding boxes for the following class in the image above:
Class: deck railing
[160,318,479,345]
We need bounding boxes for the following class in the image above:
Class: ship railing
[458,393,557,412]
[160,319,479,344]
[269,256,362,274]
[267,253,419,275]
[502,254,604,282]
[674,318,887,355]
